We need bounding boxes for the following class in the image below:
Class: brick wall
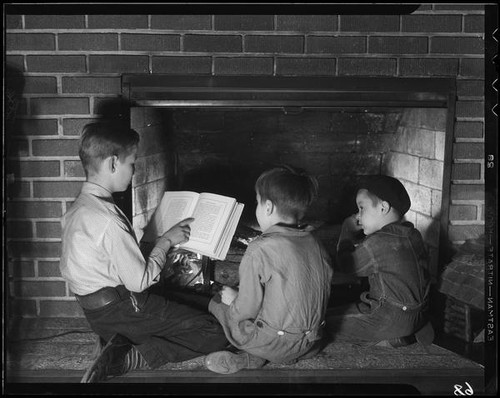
[5,6,486,317]
[131,107,172,238]
[385,108,448,279]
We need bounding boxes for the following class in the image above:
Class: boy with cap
[326,175,434,347]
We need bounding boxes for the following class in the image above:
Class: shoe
[90,335,107,360]
[415,321,434,346]
[299,339,324,360]
[204,350,266,374]
[375,322,435,349]
[81,333,133,383]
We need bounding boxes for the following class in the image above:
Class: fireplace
[121,75,455,281]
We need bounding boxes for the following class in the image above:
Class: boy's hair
[79,121,139,177]
[255,165,318,220]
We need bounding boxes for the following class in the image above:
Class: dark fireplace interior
[137,107,441,225]
[123,75,454,284]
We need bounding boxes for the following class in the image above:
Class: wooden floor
[5,317,487,395]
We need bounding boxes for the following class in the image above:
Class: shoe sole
[204,351,266,374]
[204,351,247,374]
[81,334,125,383]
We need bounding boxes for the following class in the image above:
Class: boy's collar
[82,181,113,198]
[275,221,303,229]
[262,222,310,235]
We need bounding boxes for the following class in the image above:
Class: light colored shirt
[209,224,333,363]
[60,182,167,295]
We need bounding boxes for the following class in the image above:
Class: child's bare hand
[221,286,238,305]
[342,214,362,233]
[157,218,195,249]
[339,214,363,243]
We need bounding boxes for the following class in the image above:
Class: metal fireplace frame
[122,75,454,109]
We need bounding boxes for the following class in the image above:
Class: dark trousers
[325,298,426,343]
[82,287,228,369]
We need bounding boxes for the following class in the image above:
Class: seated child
[60,121,228,383]
[204,165,333,374]
[326,175,433,347]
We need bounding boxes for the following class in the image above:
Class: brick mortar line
[450,180,486,184]
[55,75,62,95]
[13,115,100,118]
[449,220,485,226]
[7,237,62,242]
[7,51,486,59]
[9,10,488,17]
[455,117,485,121]
[477,204,485,221]
[9,257,61,262]
[10,277,66,281]
[8,157,81,161]
[226,52,477,58]
[6,198,76,202]
[5,28,486,34]
[451,180,480,190]
[11,178,85,182]
[408,11,486,15]
[7,220,62,225]
[451,201,485,206]
[454,138,485,143]
[180,31,185,52]
[18,93,119,97]
[11,137,80,142]
[453,159,485,163]
[11,296,76,300]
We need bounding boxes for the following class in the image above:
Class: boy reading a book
[204,166,333,374]
[60,121,228,383]
[325,175,434,347]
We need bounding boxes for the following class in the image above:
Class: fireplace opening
[122,75,455,282]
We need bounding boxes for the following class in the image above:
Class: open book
[142,191,244,260]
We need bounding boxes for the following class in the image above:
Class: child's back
[228,224,332,363]
[341,221,429,312]
[205,166,333,373]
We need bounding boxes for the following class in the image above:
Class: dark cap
[358,175,411,216]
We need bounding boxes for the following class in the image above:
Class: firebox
[120,75,456,281]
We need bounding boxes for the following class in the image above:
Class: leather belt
[75,285,129,310]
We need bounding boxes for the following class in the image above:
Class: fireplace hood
[122,75,455,109]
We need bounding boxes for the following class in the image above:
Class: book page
[142,191,199,242]
[215,202,244,260]
[187,193,235,245]
[181,193,236,256]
